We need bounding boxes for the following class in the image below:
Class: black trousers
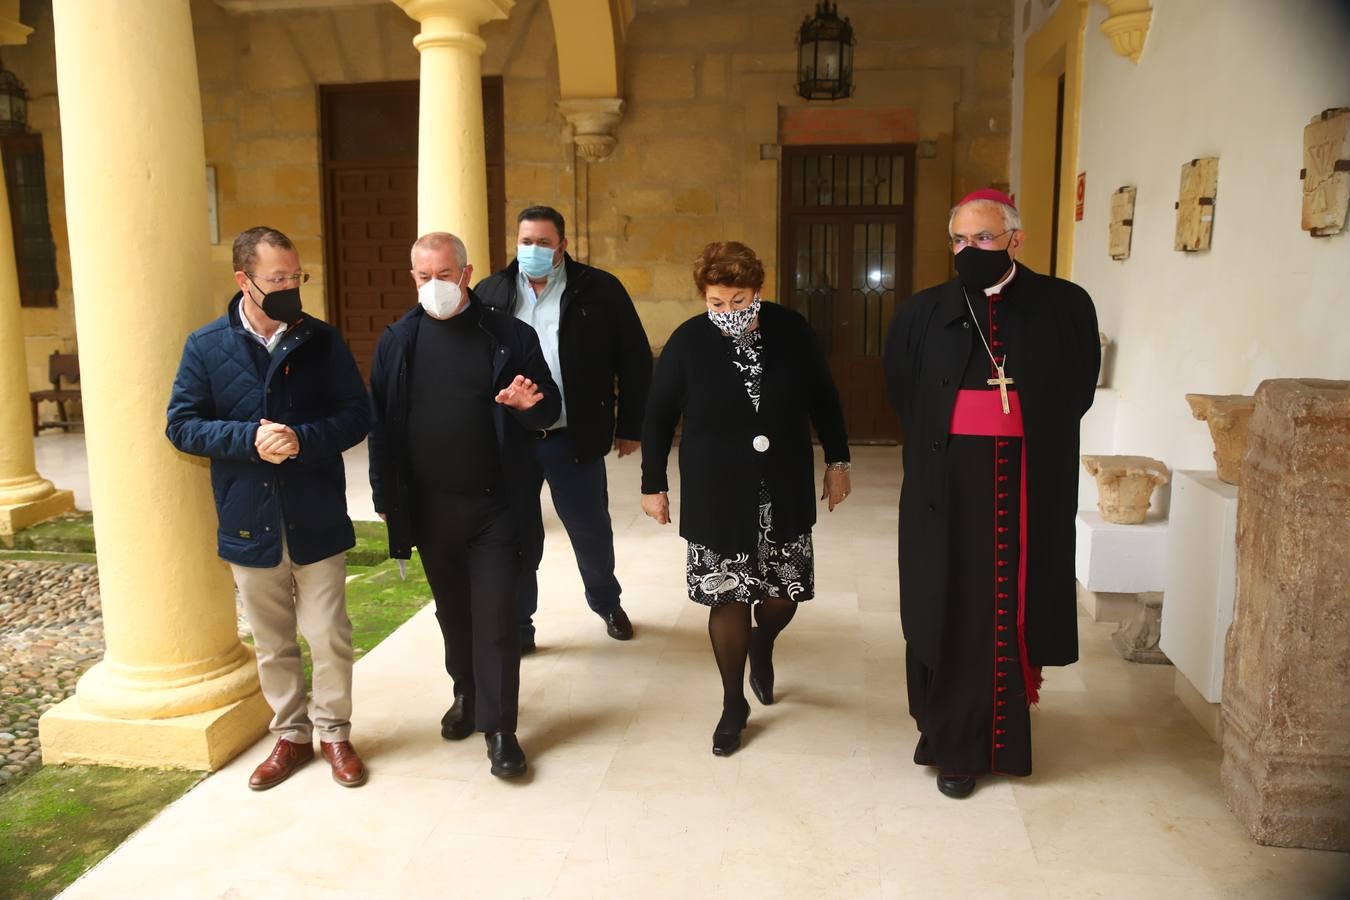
[414,489,523,734]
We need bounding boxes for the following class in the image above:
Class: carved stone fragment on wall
[1108,185,1136,260]
[1300,107,1350,237]
[1174,157,1218,252]
[1186,393,1256,486]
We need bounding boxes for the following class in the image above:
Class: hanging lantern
[0,59,28,134]
[796,1,854,101]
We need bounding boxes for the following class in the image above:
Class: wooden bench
[29,350,82,436]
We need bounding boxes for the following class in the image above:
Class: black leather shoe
[520,636,536,656]
[440,695,474,741]
[603,607,634,641]
[712,699,750,757]
[485,732,527,778]
[937,773,976,799]
[748,627,775,706]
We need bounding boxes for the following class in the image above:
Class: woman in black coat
[641,241,851,756]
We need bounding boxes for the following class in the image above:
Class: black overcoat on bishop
[884,263,1099,669]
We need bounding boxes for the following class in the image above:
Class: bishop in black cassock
[883,189,1100,799]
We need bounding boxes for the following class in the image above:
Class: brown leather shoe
[320,739,368,788]
[248,738,314,791]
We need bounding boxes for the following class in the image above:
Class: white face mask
[418,276,466,319]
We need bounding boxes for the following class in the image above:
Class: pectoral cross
[987,360,1014,415]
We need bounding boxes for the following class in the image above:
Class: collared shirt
[513,263,568,429]
[985,262,1018,297]
[239,297,288,354]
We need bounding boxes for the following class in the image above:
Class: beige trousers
[231,540,353,743]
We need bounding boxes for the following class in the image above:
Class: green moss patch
[0,765,201,899]
[9,514,95,554]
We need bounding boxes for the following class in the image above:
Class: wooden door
[780,146,915,443]
[321,79,506,379]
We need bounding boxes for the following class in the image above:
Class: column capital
[394,0,513,29]
[559,97,625,164]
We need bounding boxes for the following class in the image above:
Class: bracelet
[826,461,851,471]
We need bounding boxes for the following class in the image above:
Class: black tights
[707,596,797,710]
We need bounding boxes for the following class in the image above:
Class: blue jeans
[519,429,622,641]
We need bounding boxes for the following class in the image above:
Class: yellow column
[38,0,269,770]
[395,0,513,274]
[0,6,73,540]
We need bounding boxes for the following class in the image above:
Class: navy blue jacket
[367,294,561,560]
[166,295,371,567]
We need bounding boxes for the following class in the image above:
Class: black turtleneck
[407,305,502,493]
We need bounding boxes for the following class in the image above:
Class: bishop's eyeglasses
[949,230,1014,251]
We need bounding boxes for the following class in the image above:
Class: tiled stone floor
[31,436,1350,898]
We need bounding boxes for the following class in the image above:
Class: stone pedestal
[1074,510,1170,662]
[1186,393,1256,485]
[1081,454,1170,524]
[1221,379,1350,851]
[1160,470,1238,710]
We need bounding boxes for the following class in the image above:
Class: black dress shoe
[937,773,976,799]
[440,695,474,741]
[711,699,750,757]
[604,607,634,641]
[748,627,775,706]
[485,732,527,778]
[520,636,536,656]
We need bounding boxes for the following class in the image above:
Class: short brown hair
[693,241,764,295]
[233,226,295,273]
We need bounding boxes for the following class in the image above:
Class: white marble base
[1074,510,1169,594]
[1159,470,1239,704]
[1175,669,1224,744]
[1075,582,1139,624]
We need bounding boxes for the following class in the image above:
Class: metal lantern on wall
[0,61,28,134]
[796,1,854,101]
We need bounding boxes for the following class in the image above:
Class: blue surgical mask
[516,243,558,280]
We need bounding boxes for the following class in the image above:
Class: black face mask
[954,245,1014,291]
[248,276,303,324]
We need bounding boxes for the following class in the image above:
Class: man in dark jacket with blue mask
[167,226,371,792]
[368,231,560,779]
[475,206,652,652]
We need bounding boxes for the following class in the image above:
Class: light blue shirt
[514,262,568,429]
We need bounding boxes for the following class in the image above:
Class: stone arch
[546,0,629,98]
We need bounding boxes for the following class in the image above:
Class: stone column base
[0,489,75,542]
[39,689,271,771]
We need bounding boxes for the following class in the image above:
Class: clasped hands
[255,418,299,464]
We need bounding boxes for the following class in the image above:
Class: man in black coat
[475,206,652,651]
[368,232,560,778]
[884,189,1099,799]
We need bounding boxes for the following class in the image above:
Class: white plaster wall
[1071,0,1350,471]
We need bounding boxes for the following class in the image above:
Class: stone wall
[11,0,1012,384]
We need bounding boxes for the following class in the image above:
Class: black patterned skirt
[686,482,814,607]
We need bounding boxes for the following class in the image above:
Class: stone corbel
[559,98,625,164]
[1100,0,1151,63]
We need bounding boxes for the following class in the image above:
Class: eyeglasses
[949,230,1014,251]
[247,272,310,287]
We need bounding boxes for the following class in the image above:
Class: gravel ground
[0,561,103,792]
[0,560,251,794]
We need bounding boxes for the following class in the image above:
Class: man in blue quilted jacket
[167,226,371,791]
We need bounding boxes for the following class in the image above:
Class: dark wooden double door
[320,80,506,379]
[779,145,915,443]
